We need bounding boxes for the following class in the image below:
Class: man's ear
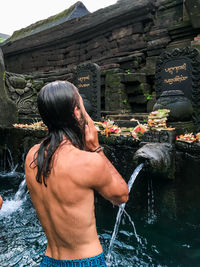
[74,106,81,120]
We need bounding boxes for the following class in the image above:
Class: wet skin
[25,93,129,260]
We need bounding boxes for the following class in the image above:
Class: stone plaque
[160,58,192,99]
[155,47,200,130]
[74,63,101,121]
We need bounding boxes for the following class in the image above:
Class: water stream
[147,177,157,224]
[106,163,144,265]
[0,149,200,266]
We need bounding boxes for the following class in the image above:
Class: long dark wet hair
[32,81,86,186]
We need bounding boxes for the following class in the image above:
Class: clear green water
[0,165,200,266]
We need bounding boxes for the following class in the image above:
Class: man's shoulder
[25,144,40,165]
[75,150,106,178]
[59,147,104,174]
[68,150,106,188]
[78,149,103,165]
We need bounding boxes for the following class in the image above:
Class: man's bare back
[25,81,129,263]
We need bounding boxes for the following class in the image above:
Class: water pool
[0,165,200,266]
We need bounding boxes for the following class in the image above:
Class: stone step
[111,120,140,128]
[104,113,148,120]
[101,113,149,127]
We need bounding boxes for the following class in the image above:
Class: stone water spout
[134,142,175,179]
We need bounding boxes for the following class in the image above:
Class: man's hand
[85,113,100,152]
[0,195,3,209]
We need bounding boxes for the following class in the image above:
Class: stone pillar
[0,49,18,126]
[105,72,130,112]
[185,0,200,29]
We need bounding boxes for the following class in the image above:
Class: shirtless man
[25,81,129,267]
[0,195,3,209]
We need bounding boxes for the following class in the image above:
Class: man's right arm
[88,151,129,206]
[84,113,129,206]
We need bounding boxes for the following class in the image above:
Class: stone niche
[154,47,200,131]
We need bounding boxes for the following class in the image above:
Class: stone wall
[1,0,153,73]
[1,0,200,116]
[2,0,195,74]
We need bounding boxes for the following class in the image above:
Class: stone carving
[155,47,200,130]
[73,63,101,121]
[0,49,18,126]
[176,140,200,156]
[134,142,175,179]
[141,130,176,145]
[5,72,44,123]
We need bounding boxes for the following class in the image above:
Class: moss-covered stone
[101,68,122,76]
[9,76,26,89]
[123,73,147,83]
[185,0,200,29]
[32,80,44,92]
[105,73,131,111]
[8,2,89,42]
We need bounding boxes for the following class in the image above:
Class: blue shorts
[40,252,107,267]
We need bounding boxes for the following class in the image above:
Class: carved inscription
[77,75,90,88]
[165,63,186,74]
[164,76,188,85]
[160,58,192,99]
[164,63,188,85]
[74,63,101,121]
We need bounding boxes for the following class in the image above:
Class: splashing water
[0,178,27,217]
[106,163,144,265]
[0,146,22,178]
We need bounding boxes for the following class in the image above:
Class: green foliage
[125,69,131,74]
[144,93,152,101]
[122,99,127,104]
[146,94,152,100]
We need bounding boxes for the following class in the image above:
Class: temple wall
[1,0,193,74]
[1,0,200,117]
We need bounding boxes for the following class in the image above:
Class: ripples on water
[0,165,161,267]
[0,170,47,266]
[1,165,200,266]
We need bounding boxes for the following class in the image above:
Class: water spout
[134,143,175,179]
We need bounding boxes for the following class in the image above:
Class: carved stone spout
[134,142,175,179]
